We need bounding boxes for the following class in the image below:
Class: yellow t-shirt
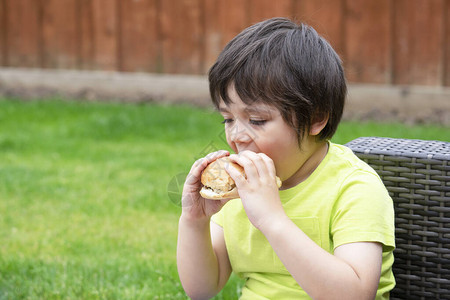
[212,142,395,299]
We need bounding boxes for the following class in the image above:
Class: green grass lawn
[0,98,448,299]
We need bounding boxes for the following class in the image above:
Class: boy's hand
[226,151,286,231]
[181,150,231,222]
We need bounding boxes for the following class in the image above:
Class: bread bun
[199,157,282,200]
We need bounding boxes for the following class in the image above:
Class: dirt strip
[0,68,449,126]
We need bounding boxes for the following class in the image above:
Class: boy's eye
[250,119,266,126]
[221,118,266,125]
[221,118,234,124]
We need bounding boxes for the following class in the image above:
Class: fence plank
[79,0,118,70]
[445,0,450,86]
[294,0,344,59]
[79,0,94,69]
[0,0,5,65]
[4,0,40,67]
[249,0,294,24]
[160,0,203,74]
[41,0,78,69]
[203,0,249,73]
[120,0,159,72]
[94,0,118,70]
[393,0,444,86]
[345,0,391,83]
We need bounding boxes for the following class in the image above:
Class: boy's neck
[281,140,329,190]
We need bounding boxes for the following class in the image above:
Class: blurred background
[0,0,449,124]
[0,0,450,125]
[0,0,448,84]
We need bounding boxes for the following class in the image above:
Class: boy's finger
[204,150,230,163]
[224,162,247,187]
[229,153,259,182]
[187,150,229,185]
[258,153,277,178]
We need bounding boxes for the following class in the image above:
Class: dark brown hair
[208,17,346,141]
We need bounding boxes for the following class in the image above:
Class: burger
[199,157,282,200]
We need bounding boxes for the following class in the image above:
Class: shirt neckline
[279,141,333,202]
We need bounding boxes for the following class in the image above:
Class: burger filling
[203,173,236,194]
[203,182,236,194]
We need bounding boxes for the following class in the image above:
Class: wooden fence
[0,0,449,87]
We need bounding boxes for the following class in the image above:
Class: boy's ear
[309,115,329,136]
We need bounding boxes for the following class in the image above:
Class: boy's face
[218,86,314,182]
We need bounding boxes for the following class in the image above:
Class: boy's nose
[228,120,254,144]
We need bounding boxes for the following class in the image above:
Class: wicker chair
[345,137,450,300]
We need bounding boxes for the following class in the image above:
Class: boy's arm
[226,151,383,299]
[177,150,232,299]
[177,216,231,299]
[261,217,382,300]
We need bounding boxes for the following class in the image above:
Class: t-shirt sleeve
[331,170,395,251]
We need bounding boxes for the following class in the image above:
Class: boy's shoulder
[327,142,380,178]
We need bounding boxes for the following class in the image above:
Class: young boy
[177,17,395,299]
